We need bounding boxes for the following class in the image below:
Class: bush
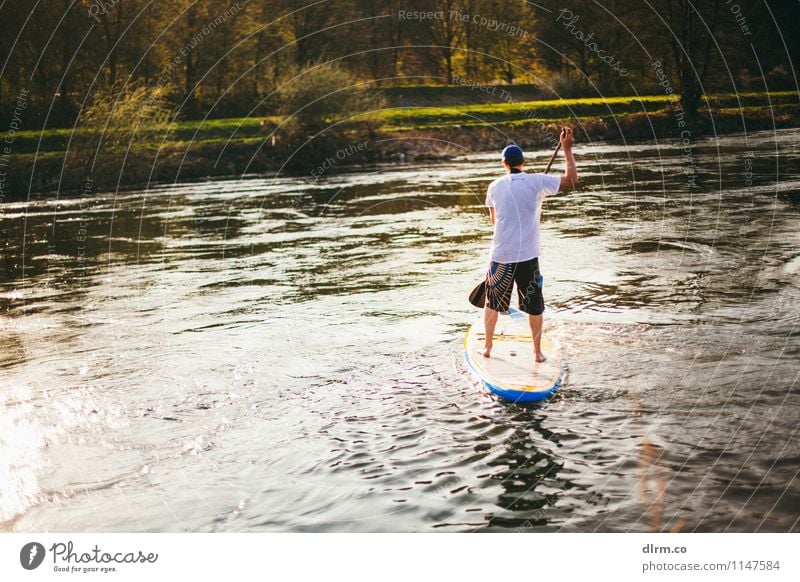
[64,85,174,188]
[546,72,589,99]
[79,85,172,147]
[271,62,385,168]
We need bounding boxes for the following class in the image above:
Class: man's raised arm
[559,127,578,191]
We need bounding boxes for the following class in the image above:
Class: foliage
[65,85,175,185]
[272,62,385,166]
[1,0,797,130]
[77,85,174,149]
[547,73,589,99]
[274,63,384,133]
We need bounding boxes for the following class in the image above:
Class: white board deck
[464,309,563,400]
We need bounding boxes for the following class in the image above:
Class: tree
[532,0,643,94]
[473,0,537,84]
[407,0,466,84]
[651,0,724,121]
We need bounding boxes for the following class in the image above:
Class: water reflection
[480,413,571,531]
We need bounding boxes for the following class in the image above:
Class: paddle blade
[468,279,487,308]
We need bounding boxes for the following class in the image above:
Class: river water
[1,128,799,532]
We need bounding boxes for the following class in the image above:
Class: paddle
[468,136,564,309]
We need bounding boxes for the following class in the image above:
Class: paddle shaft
[542,141,562,175]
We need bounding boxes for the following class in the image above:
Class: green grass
[378,95,666,125]
[8,115,282,155]
[7,91,796,154]
[378,91,798,130]
[170,116,281,139]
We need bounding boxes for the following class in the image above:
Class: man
[482,127,577,362]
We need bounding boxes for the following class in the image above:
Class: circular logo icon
[20,542,46,570]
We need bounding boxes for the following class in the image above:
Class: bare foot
[535,351,547,363]
[480,345,492,358]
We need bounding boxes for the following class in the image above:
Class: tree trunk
[184,5,196,116]
[446,50,453,84]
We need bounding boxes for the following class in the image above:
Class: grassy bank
[4,91,798,196]
[379,92,798,130]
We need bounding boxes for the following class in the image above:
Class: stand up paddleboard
[464,308,563,403]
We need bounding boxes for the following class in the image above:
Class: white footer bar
[1,533,796,582]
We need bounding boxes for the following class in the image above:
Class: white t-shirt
[485,172,561,263]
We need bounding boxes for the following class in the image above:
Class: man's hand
[560,126,574,150]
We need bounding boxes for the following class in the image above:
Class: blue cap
[501,145,524,165]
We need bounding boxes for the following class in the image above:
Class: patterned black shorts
[485,258,544,316]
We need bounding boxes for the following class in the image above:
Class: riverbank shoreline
[3,93,797,198]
